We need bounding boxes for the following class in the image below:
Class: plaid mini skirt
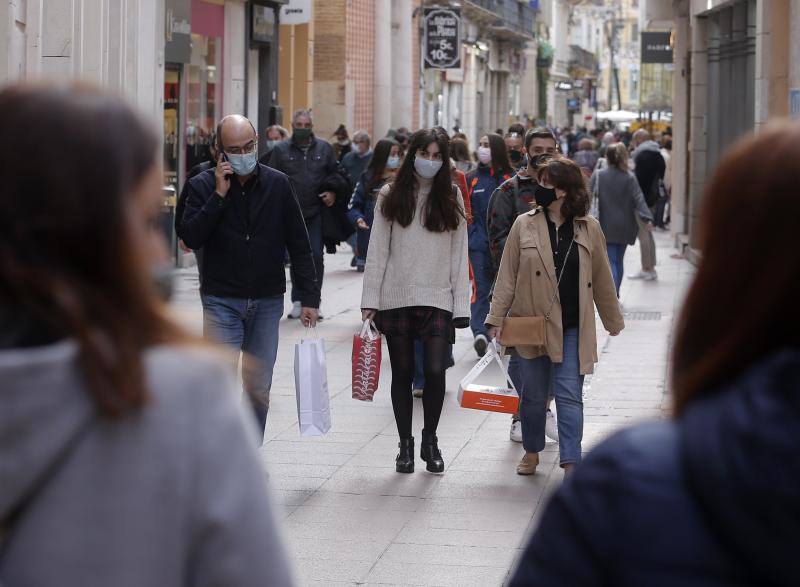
[374,306,455,344]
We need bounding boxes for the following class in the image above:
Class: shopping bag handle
[304,325,320,340]
[359,319,380,341]
[489,340,517,393]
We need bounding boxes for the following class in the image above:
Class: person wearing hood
[510,123,800,587]
[628,129,665,281]
[269,109,347,319]
[360,129,470,474]
[0,85,293,586]
[466,133,513,357]
[341,130,373,186]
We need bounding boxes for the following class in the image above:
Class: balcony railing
[463,0,536,41]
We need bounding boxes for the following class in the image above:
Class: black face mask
[509,150,523,166]
[534,184,557,209]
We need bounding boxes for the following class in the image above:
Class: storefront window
[185,34,222,173]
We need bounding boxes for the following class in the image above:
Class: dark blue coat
[347,171,387,262]
[511,349,800,587]
[466,164,508,252]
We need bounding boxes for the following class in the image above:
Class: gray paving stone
[169,231,692,586]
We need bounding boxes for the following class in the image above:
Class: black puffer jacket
[268,135,341,220]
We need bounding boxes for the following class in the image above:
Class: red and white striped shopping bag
[351,320,381,402]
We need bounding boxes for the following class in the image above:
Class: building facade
[647,0,800,262]
[0,0,285,198]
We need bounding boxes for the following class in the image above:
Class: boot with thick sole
[420,429,445,473]
[396,437,415,473]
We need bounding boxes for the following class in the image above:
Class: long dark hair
[366,138,398,192]
[487,133,513,177]
[0,84,195,417]
[672,124,800,415]
[450,138,472,163]
[537,157,590,217]
[381,129,464,232]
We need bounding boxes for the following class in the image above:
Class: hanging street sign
[423,7,461,70]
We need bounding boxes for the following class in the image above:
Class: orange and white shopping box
[457,343,519,414]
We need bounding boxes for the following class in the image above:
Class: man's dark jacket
[632,140,666,206]
[180,164,320,307]
[268,135,341,220]
[268,135,354,251]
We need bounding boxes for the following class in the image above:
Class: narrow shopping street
[169,230,693,586]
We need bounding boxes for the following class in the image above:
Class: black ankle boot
[396,437,415,473]
[420,429,444,473]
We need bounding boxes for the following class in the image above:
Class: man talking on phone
[182,114,320,443]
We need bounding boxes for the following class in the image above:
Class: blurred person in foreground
[511,123,800,586]
[0,84,293,586]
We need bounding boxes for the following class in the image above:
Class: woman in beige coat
[486,158,624,476]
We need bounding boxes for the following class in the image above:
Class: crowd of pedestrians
[3,83,797,586]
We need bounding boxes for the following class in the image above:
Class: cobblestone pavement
[170,230,694,586]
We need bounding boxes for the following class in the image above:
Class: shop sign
[424,7,461,70]
[280,0,311,26]
[165,0,191,64]
[555,81,573,91]
[641,31,673,64]
[252,5,276,43]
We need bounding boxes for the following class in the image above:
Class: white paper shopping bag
[294,333,331,436]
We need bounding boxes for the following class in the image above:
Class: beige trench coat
[485,208,625,374]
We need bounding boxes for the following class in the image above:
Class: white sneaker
[643,270,658,281]
[510,419,522,442]
[545,409,559,442]
[412,388,424,398]
[473,334,488,358]
[627,271,649,280]
[287,301,302,319]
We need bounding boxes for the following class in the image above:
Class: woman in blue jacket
[510,124,800,586]
[466,133,512,357]
[347,138,401,271]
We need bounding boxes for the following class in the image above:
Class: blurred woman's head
[366,138,400,189]
[0,84,190,416]
[478,133,513,176]
[606,143,629,170]
[672,124,800,415]
[536,157,590,217]
[450,138,472,163]
[578,138,595,151]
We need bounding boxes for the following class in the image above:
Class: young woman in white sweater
[361,129,470,474]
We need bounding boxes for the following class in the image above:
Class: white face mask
[414,157,443,179]
[477,146,492,164]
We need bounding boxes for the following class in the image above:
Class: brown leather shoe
[516,452,539,475]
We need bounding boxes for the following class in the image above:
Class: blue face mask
[386,155,401,169]
[227,151,258,176]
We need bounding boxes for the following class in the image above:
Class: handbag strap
[544,234,575,321]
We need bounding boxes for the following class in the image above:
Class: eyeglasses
[225,141,257,155]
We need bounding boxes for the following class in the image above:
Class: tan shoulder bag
[499,236,575,347]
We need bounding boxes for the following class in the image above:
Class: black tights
[386,335,449,439]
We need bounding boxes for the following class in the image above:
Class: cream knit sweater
[361,174,470,319]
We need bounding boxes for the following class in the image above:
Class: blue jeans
[201,295,283,442]
[606,243,627,297]
[412,338,454,390]
[469,247,494,338]
[517,328,585,465]
[291,213,324,303]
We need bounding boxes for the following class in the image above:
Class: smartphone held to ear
[221,153,233,181]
